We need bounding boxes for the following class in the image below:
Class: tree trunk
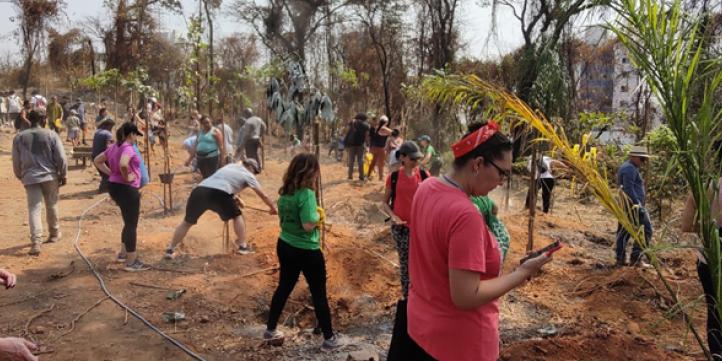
[87,38,96,76]
[204,0,214,116]
[527,145,538,252]
[21,52,33,98]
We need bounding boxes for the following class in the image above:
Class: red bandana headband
[451,121,500,158]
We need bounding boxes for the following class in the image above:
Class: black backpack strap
[389,170,399,209]
[420,169,430,181]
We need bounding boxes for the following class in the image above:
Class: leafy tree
[11,0,63,97]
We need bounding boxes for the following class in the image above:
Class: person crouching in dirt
[92,118,116,193]
[94,122,150,272]
[264,153,343,351]
[681,175,722,358]
[0,269,40,361]
[164,159,276,258]
[387,122,553,361]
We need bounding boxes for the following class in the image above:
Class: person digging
[164,159,277,259]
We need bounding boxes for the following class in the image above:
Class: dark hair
[99,119,115,130]
[28,110,45,127]
[99,107,107,114]
[453,122,512,168]
[391,129,400,137]
[355,112,368,121]
[279,153,320,196]
[23,100,30,108]
[116,126,126,143]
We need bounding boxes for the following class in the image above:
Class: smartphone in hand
[520,241,563,264]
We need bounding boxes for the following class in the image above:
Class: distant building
[576,39,614,113]
[576,28,662,145]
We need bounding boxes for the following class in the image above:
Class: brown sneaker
[29,244,41,256]
[45,233,61,244]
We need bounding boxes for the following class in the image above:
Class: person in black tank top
[368,115,392,181]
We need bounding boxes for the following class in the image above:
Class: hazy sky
[0,0,525,63]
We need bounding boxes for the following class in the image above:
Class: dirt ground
[0,122,710,360]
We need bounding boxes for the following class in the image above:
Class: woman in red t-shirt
[381,140,428,299]
[382,140,429,361]
[394,122,553,361]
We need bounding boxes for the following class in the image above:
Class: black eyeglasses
[488,159,511,180]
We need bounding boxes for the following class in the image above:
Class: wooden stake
[143,98,152,180]
[223,221,230,253]
[527,144,538,252]
[313,118,326,249]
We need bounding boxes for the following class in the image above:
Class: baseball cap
[242,158,261,174]
[396,141,424,160]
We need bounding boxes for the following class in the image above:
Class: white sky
[0,0,524,64]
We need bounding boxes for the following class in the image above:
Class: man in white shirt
[30,90,47,110]
[241,108,266,170]
[0,91,7,127]
[527,155,567,213]
[6,91,21,125]
[211,117,234,164]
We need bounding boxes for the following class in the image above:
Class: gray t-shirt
[243,116,266,140]
[12,127,68,185]
[199,163,260,195]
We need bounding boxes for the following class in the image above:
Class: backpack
[537,157,548,174]
[388,169,429,210]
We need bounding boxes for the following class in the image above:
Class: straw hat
[629,145,651,158]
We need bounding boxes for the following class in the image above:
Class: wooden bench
[72,146,93,167]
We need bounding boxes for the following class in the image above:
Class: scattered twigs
[48,261,76,281]
[362,248,399,269]
[57,297,110,338]
[638,274,675,306]
[570,274,625,297]
[23,303,56,341]
[240,266,278,278]
[130,282,175,291]
[149,265,195,274]
[0,289,55,308]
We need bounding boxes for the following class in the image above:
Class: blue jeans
[615,207,652,263]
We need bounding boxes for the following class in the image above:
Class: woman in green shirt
[418,135,443,176]
[265,153,342,351]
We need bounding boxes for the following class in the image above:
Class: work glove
[317,207,326,226]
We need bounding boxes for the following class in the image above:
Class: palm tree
[420,2,721,358]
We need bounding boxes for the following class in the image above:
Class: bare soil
[0,124,708,360]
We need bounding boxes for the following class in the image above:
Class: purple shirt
[105,142,141,188]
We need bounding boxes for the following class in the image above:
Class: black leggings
[698,260,722,359]
[197,155,219,179]
[108,182,140,252]
[387,300,437,360]
[267,239,334,339]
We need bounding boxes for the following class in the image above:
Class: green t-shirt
[424,145,439,161]
[278,188,321,250]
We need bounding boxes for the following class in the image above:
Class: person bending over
[164,159,277,258]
